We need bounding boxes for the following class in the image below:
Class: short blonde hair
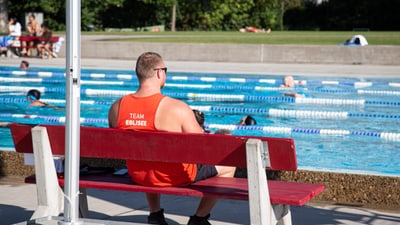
[135,52,163,82]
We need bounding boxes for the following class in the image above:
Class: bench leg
[30,126,64,220]
[246,139,275,225]
[274,204,291,225]
[79,188,89,218]
[246,139,293,225]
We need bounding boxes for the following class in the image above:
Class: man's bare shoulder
[159,96,193,116]
[162,96,190,108]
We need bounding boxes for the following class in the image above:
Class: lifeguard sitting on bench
[107,51,236,225]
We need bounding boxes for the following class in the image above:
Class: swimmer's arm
[0,122,11,128]
[284,92,304,98]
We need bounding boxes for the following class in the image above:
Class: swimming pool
[1,66,399,177]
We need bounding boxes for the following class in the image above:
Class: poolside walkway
[1,176,400,225]
[1,57,400,77]
[0,56,400,224]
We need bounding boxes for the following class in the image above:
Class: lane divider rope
[1,113,398,141]
[1,70,399,87]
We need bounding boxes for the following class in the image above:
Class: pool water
[1,66,399,177]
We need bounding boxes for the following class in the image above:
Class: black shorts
[194,164,218,182]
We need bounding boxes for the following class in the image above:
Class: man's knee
[216,166,236,178]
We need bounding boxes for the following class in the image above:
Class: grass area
[85,31,400,45]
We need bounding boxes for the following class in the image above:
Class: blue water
[1,66,399,177]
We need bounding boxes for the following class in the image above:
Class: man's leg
[189,166,236,224]
[146,193,161,213]
[146,193,168,225]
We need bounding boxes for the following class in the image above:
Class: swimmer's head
[238,115,257,126]
[193,109,205,127]
[214,129,232,135]
[27,89,41,101]
[20,60,29,70]
[282,75,295,88]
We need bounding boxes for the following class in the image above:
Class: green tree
[202,0,255,30]
[249,0,280,30]
[277,0,301,30]
[81,0,124,30]
[138,0,176,30]
[8,0,65,30]
[0,0,8,33]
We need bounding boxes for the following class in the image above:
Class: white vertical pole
[61,0,82,224]
[246,139,272,225]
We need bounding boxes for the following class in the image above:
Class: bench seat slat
[10,123,297,171]
[25,175,324,206]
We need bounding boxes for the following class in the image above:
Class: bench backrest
[10,123,297,171]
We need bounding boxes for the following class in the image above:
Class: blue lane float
[3,77,400,97]
[207,124,400,142]
[190,107,400,120]
[0,113,108,124]
[2,94,400,106]
[1,69,400,88]
[1,113,399,141]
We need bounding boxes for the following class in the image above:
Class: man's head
[135,52,167,87]
[29,14,35,22]
[282,75,295,88]
[20,60,29,70]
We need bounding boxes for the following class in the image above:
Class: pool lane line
[1,94,400,107]
[0,113,107,124]
[3,77,400,96]
[206,124,400,141]
[0,77,130,86]
[2,70,400,88]
[3,85,400,102]
[1,113,399,141]
[190,106,400,119]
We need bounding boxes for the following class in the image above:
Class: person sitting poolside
[279,75,305,98]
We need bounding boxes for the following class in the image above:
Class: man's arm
[156,97,204,134]
[108,98,121,128]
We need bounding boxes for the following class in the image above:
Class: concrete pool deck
[1,175,400,225]
[1,57,400,77]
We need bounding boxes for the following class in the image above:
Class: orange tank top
[117,93,196,187]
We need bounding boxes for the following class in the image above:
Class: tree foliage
[3,0,399,32]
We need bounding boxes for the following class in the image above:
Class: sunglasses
[153,67,167,73]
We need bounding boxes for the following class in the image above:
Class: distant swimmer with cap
[26,89,49,107]
[26,89,63,110]
[238,115,257,126]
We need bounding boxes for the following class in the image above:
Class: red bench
[9,36,61,57]
[10,123,324,225]
[19,35,60,44]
